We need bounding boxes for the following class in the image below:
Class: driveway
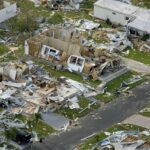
[122,57,150,74]
[122,114,150,129]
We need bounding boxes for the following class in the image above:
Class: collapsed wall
[25,27,83,59]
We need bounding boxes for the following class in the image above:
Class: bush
[0,44,9,55]
[4,128,17,141]
[80,0,94,9]
[48,13,63,25]
[7,13,38,33]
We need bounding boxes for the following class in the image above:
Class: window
[125,16,129,20]
[136,31,140,36]
[70,56,77,64]
[77,58,84,66]
[130,29,136,35]
[50,49,56,54]
[44,47,49,55]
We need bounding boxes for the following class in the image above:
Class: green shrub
[48,13,63,25]
[7,13,38,33]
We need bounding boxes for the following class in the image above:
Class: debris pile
[98,130,150,150]
[31,0,84,10]
[25,26,127,81]
[0,60,96,113]
[0,59,99,148]
[131,39,150,53]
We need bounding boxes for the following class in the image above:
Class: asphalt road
[29,81,150,150]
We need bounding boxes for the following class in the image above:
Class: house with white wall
[94,0,150,36]
[94,0,138,26]
[0,0,17,23]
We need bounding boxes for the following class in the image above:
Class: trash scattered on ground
[98,130,150,150]
[0,0,149,149]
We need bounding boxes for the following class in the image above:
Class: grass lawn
[92,35,109,44]
[95,71,146,103]
[78,124,146,150]
[63,10,93,20]
[124,48,150,65]
[0,44,9,55]
[140,112,150,117]
[31,120,55,137]
[0,30,7,37]
[132,0,150,8]
[34,59,101,87]
[80,0,95,9]
[139,105,150,118]
[17,0,51,17]
[0,108,4,113]
[0,46,25,62]
[0,142,18,150]
[57,97,100,119]
[15,114,55,137]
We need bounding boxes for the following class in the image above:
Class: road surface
[29,81,150,150]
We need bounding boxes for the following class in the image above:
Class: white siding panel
[0,3,17,23]
[94,5,130,26]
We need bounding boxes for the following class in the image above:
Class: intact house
[94,0,150,37]
[0,0,17,23]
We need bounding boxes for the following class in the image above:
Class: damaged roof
[94,0,138,16]
[128,19,150,34]
[128,8,150,34]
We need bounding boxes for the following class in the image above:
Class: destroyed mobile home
[0,60,97,130]
[94,0,150,37]
[98,130,150,150]
[0,0,150,149]
[0,59,102,148]
[31,0,84,11]
[25,27,127,81]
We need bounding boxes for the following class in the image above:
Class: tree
[7,12,38,33]
[16,13,38,32]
